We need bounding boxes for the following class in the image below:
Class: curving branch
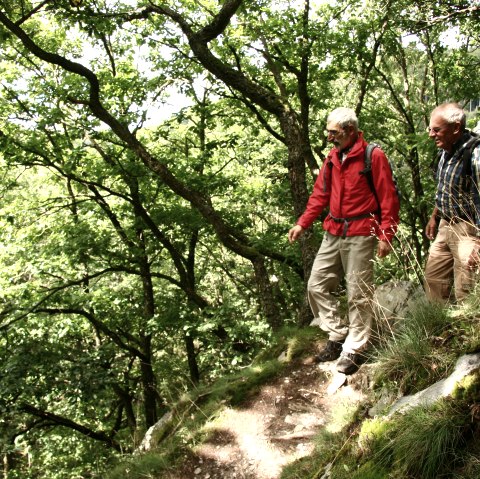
[21,403,122,451]
[414,5,480,29]
[35,307,146,359]
[144,1,286,116]
[0,10,297,272]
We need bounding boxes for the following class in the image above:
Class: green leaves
[0,0,479,476]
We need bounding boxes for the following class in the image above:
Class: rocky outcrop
[387,352,480,416]
[373,280,424,329]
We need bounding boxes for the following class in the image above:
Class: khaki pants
[424,219,478,303]
[308,232,375,354]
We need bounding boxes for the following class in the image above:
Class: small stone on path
[326,373,347,395]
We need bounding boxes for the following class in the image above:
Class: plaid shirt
[436,131,480,227]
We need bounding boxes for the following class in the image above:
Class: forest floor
[165,344,369,479]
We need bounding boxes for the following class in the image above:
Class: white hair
[432,103,466,129]
[327,107,358,130]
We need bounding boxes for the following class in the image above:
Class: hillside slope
[164,352,366,479]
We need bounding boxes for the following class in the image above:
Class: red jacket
[296,132,399,241]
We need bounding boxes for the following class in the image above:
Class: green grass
[373,300,456,393]
[373,400,470,479]
[105,448,182,479]
[105,325,324,479]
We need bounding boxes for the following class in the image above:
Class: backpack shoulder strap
[364,143,378,170]
[360,143,378,195]
[461,133,480,178]
[322,155,334,193]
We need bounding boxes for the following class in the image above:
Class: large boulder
[373,280,424,336]
[388,352,480,416]
[374,280,424,320]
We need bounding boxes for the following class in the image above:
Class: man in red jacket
[288,107,400,375]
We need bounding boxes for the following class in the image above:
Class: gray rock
[373,280,424,341]
[388,352,480,415]
[136,410,173,452]
[374,280,423,321]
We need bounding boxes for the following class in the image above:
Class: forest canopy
[0,0,479,477]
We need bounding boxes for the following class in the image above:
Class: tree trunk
[185,334,200,384]
[251,256,281,330]
[137,233,161,427]
[280,109,319,325]
[139,344,158,428]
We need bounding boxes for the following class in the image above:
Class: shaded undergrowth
[106,286,480,479]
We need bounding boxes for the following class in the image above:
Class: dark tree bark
[185,334,200,384]
[0,3,313,326]
[137,237,161,427]
[20,404,122,451]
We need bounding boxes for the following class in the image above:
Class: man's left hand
[466,243,480,270]
[377,240,392,258]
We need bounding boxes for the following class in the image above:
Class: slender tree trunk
[137,232,161,427]
[184,334,200,384]
[280,109,318,325]
[138,341,158,427]
[250,256,281,330]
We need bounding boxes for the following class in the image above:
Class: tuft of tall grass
[454,284,480,354]
[105,451,172,479]
[372,399,470,479]
[373,300,456,394]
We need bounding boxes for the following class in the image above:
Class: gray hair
[432,102,466,129]
[327,107,358,130]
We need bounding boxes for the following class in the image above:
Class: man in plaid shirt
[425,102,480,302]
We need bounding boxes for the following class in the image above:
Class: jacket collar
[331,131,366,165]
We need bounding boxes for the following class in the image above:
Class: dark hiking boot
[314,340,344,363]
[336,352,365,375]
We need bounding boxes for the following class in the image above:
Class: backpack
[360,143,401,219]
[459,132,480,185]
[322,143,400,228]
[431,131,480,181]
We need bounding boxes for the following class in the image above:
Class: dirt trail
[166,353,367,479]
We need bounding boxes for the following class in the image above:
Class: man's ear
[453,121,462,134]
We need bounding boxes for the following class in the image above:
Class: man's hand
[466,242,480,270]
[425,216,438,241]
[377,240,392,258]
[288,225,304,243]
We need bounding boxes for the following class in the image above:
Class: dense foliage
[0,0,479,476]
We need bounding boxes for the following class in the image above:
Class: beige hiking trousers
[424,219,478,303]
[308,232,375,354]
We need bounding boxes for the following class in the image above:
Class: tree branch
[21,403,122,451]
[34,307,146,360]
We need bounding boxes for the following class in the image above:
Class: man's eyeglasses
[427,124,449,134]
[325,129,343,136]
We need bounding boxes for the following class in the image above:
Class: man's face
[428,113,461,152]
[326,122,356,151]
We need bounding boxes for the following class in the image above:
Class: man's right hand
[288,225,304,243]
[425,216,438,241]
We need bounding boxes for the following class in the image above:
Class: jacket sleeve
[371,148,400,241]
[296,159,331,229]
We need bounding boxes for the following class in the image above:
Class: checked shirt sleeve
[472,144,480,229]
